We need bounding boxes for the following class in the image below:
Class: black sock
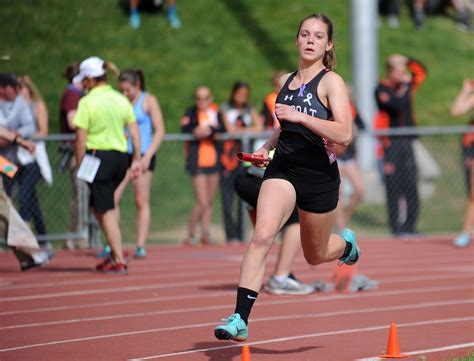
[234,287,258,325]
[341,241,352,259]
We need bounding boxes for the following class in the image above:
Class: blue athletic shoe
[214,313,248,342]
[453,232,471,248]
[167,9,181,29]
[134,247,146,259]
[129,11,141,29]
[338,229,360,266]
[97,245,111,259]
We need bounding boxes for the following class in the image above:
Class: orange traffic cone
[379,323,408,358]
[241,345,251,361]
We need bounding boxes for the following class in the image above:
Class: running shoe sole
[214,328,247,342]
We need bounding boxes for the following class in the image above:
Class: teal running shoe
[129,11,141,29]
[214,313,248,342]
[97,245,111,259]
[167,10,181,29]
[453,232,471,248]
[338,229,360,266]
[134,247,146,259]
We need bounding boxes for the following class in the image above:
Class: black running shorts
[128,154,156,172]
[87,150,129,213]
[263,151,340,213]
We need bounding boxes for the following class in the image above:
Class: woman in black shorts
[214,13,361,341]
[73,57,142,274]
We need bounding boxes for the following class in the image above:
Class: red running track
[0,238,473,361]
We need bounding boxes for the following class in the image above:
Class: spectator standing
[334,88,365,232]
[129,0,181,29]
[181,86,225,246]
[59,62,88,250]
[73,57,142,274]
[115,69,165,258]
[0,73,48,245]
[451,78,474,247]
[410,0,472,30]
[379,0,401,28]
[375,54,427,237]
[16,75,51,242]
[220,81,262,244]
[0,127,55,270]
[261,70,288,130]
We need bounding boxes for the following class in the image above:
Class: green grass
[1,1,473,243]
[448,352,474,361]
[2,1,473,131]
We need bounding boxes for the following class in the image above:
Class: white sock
[273,274,289,282]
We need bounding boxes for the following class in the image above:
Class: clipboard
[76,154,101,183]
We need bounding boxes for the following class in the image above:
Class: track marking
[0,279,231,302]
[0,291,234,316]
[1,306,472,354]
[0,282,471,318]
[2,253,471,289]
[1,267,473,303]
[1,297,472,331]
[2,258,472,291]
[128,317,474,360]
[355,342,474,360]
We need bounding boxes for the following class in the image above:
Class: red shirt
[59,84,82,134]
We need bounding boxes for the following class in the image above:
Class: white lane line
[2,253,471,290]
[2,266,473,303]
[0,292,234,316]
[128,317,474,360]
[355,342,474,361]
[0,282,471,318]
[1,305,472,354]
[0,296,471,331]
[0,279,230,302]
[2,257,473,292]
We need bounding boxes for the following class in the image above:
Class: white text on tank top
[279,74,337,164]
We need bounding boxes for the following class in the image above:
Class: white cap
[73,56,105,83]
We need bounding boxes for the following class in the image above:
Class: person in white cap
[73,57,142,274]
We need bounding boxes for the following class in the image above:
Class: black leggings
[383,140,419,235]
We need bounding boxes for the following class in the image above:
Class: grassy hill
[1,0,473,242]
[2,0,473,130]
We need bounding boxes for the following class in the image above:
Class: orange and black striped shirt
[181,104,225,174]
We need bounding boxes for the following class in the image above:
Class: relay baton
[237,152,265,163]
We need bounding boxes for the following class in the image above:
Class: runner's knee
[250,229,275,250]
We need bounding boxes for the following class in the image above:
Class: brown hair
[296,13,336,70]
[93,61,120,82]
[18,75,43,102]
[229,81,250,108]
[62,62,80,83]
[118,69,146,91]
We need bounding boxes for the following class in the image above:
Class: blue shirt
[127,92,153,155]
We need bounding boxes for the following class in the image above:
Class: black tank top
[275,69,336,165]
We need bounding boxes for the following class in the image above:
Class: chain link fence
[5,127,470,247]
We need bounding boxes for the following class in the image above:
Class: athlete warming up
[214,13,360,341]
